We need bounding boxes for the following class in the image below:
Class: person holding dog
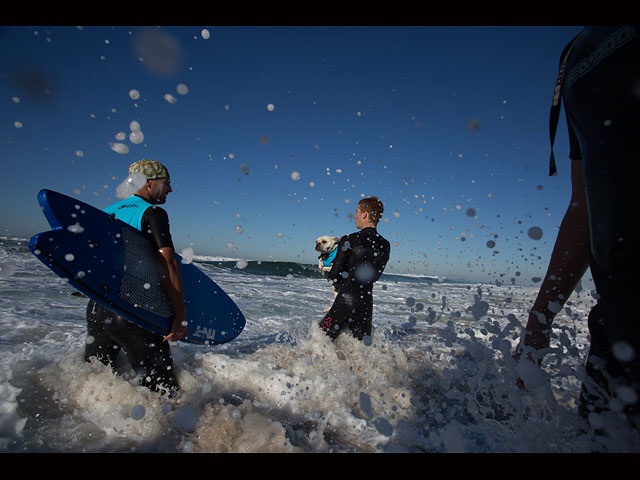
[319,196,390,341]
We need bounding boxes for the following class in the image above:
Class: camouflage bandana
[128,159,169,180]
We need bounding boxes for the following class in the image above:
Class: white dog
[315,235,340,305]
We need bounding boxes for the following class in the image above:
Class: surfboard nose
[37,189,64,230]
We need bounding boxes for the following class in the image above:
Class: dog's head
[315,235,340,255]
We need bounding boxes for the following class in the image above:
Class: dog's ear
[333,236,340,243]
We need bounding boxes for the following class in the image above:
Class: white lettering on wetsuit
[567,26,635,87]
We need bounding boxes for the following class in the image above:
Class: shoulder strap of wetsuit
[549,32,581,176]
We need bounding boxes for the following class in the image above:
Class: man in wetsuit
[517,27,640,434]
[319,196,390,341]
[84,159,187,395]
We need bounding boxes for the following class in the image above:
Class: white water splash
[109,142,129,155]
[116,172,147,199]
[180,247,194,264]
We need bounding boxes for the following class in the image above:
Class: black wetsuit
[551,26,640,422]
[319,227,390,340]
[84,202,180,395]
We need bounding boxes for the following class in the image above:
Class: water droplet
[527,226,543,240]
[109,142,129,154]
[67,223,84,234]
[130,404,146,420]
[116,172,146,198]
[129,130,144,144]
[466,117,481,132]
[180,247,194,264]
[612,341,635,363]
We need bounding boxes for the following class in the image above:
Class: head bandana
[128,159,169,180]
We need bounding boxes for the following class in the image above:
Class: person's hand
[164,314,188,342]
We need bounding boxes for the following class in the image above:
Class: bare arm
[520,159,590,357]
[156,247,188,342]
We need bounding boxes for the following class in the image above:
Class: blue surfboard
[28,189,245,345]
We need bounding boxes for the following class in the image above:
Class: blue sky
[1,25,585,284]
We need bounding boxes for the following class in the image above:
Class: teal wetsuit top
[104,194,152,231]
[104,195,174,249]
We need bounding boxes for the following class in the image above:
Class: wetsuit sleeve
[373,239,391,282]
[141,206,175,250]
[327,235,351,283]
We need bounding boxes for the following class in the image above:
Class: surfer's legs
[119,325,180,395]
[578,293,640,428]
[85,300,121,368]
[576,250,640,437]
[84,300,179,395]
[319,312,341,339]
[319,312,371,341]
[350,290,373,341]
[318,290,373,341]
[319,290,352,340]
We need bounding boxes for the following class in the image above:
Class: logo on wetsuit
[320,316,335,331]
[567,26,635,87]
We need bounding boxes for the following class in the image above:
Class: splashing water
[180,247,194,264]
[109,142,129,155]
[1,239,638,452]
[116,172,147,199]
